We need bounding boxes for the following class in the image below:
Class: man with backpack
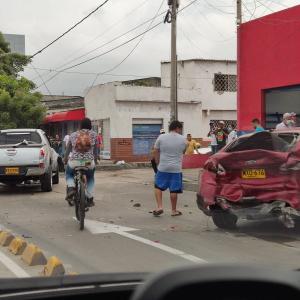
[64,118,98,207]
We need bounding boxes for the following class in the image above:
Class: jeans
[65,160,95,199]
[211,145,218,154]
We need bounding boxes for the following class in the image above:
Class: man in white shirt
[152,121,187,217]
[62,133,70,158]
[227,125,237,144]
[276,113,295,130]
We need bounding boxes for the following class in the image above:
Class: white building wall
[85,83,203,138]
[161,60,237,111]
[85,59,237,141]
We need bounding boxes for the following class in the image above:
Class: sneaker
[65,187,75,206]
[87,197,95,207]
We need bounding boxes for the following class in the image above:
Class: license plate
[242,168,266,179]
[5,167,19,175]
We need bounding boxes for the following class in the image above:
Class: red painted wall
[238,5,300,130]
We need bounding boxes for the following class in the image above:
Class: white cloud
[0,0,298,95]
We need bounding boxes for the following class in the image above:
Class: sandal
[171,211,182,217]
[153,209,164,216]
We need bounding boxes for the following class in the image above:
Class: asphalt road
[0,168,299,277]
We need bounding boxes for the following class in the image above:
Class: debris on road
[133,203,141,207]
[22,234,32,239]
[184,204,189,207]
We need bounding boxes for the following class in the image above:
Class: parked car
[0,129,61,191]
[197,129,300,229]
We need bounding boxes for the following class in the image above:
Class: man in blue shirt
[252,118,265,132]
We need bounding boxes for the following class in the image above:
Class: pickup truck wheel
[41,167,53,192]
[52,165,59,184]
[211,209,237,230]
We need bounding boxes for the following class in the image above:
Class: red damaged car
[197,129,300,229]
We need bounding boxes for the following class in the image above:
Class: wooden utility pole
[237,0,242,26]
[170,0,178,122]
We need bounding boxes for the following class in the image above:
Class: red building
[238,5,300,131]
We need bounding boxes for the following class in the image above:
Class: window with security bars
[214,74,237,92]
[210,120,237,130]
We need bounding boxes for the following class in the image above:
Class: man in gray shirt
[152,121,187,217]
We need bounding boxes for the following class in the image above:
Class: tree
[0,32,46,130]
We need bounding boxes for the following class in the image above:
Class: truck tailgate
[0,147,41,166]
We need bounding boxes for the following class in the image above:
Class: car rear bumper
[0,165,45,179]
[196,193,300,228]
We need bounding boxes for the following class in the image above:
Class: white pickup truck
[0,129,60,192]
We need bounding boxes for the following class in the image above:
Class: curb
[21,243,47,266]
[8,237,27,255]
[0,231,15,247]
[96,162,151,171]
[0,230,74,277]
[42,256,65,276]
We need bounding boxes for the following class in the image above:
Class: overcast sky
[0,0,298,96]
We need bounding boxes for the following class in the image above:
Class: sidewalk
[96,160,152,171]
[96,160,201,192]
[182,169,201,192]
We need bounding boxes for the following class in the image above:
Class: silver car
[0,129,60,192]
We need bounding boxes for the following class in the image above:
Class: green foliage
[0,32,46,130]
[0,32,10,53]
[0,90,46,130]
[0,75,35,97]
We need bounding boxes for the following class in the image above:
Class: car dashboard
[0,266,300,300]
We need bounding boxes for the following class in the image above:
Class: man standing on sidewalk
[152,121,187,217]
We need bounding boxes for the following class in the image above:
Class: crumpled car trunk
[200,131,300,210]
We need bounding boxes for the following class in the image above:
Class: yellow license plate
[242,169,266,179]
[5,167,19,175]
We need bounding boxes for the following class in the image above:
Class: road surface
[0,168,299,277]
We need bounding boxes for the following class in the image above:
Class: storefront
[238,5,300,131]
[43,108,85,139]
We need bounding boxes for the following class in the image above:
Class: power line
[50,10,168,72]
[54,0,152,71]
[30,0,110,58]
[84,0,165,96]
[35,22,162,89]
[26,65,217,80]
[30,7,168,83]
[30,63,54,97]
[35,0,200,90]
[202,0,235,15]
[26,66,152,77]
[99,0,165,77]
[256,0,275,13]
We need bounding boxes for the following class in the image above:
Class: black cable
[85,0,166,95]
[30,0,110,58]
[35,0,200,89]
[36,22,162,89]
[30,63,54,97]
[51,9,168,72]
[54,0,152,71]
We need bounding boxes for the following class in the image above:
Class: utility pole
[170,0,178,122]
[237,0,242,26]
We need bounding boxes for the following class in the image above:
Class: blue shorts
[155,171,183,193]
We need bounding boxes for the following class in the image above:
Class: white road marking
[82,218,207,264]
[83,218,138,234]
[0,250,30,278]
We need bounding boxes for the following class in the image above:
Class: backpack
[75,130,92,153]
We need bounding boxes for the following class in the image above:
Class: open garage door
[265,85,300,129]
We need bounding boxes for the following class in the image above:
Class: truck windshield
[0,132,42,145]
